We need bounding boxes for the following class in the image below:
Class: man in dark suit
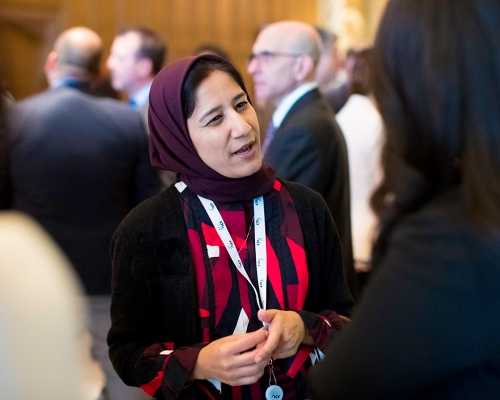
[7,27,158,400]
[248,21,356,298]
[106,27,175,188]
[106,27,165,126]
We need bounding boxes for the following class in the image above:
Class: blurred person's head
[149,54,275,202]
[193,43,231,63]
[349,47,372,96]
[371,0,500,258]
[44,27,102,84]
[106,27,166,96]
[315,26,340,88]
[247,20,321,106]
[343,48,358,87]
[0,212,101,400]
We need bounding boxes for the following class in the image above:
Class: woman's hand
[191,329,270,386]
[254,309,308,362]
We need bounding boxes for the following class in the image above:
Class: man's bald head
[248,20,321,104]
[259,21,321,65]
[46,27,102,82]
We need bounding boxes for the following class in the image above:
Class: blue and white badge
[197,195,268,312]
[265,385,284,400]
[266,359,283,400]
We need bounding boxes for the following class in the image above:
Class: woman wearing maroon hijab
[108,54,352,400]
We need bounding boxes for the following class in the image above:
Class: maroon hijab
[148,55,275,203]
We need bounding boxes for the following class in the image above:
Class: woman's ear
[293,54,315,82]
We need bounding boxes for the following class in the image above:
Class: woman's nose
[229,111,252,137]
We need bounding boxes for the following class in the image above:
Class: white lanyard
[198,195,267,311]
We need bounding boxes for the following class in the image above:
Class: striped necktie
[262,121,276,157]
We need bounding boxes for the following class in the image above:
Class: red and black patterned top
[136,180,345,399]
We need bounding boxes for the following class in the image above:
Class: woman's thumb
[257,308,277,323]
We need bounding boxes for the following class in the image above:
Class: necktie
[262,121,276,157]
[128,99,137,109]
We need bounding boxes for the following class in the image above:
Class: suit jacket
[264,88,356,298]
[8,84,160,295]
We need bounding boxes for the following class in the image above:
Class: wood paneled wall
[0,0,318,100]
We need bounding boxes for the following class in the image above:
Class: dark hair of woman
[370,0,500,264]
[182,58,250,119]
[193,44,231,63]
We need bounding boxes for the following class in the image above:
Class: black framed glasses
[247,51,302,64]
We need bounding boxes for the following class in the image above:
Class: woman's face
[187,70,262,178]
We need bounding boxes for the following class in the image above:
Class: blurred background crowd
[1,0,499,399]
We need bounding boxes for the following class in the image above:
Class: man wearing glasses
[248,20,356,299]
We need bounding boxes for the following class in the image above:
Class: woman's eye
[236,101,248,110]
[206,114,222,126]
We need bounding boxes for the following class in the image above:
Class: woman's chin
[222,159,262,179]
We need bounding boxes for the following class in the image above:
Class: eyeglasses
[247,51,302,64]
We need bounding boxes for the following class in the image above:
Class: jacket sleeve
[283,181,353,376]
[295,309,345,352]
[289,181,353,318]
[134,342,204,398]
[108,210,204,400]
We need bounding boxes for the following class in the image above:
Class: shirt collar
[272,81,318,128]
[50,77,87,89]
[129,81,153,110]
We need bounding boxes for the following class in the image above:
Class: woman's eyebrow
[200,105,222,122]
[199,92,246,122]
[233,92,246,102]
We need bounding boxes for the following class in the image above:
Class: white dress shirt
[336,94,384,265]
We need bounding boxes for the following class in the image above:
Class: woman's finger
[222,329,268,356]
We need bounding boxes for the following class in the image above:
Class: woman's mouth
[233,142,254,156]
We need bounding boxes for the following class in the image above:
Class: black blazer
[8,85,160,294]
[264,88,356,297]
[308,188,500,399]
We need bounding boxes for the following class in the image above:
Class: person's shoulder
[293,88,329,115]
[386,189,500,277]
[373,191,500,324]
[91,95,132,112]
[284,89,337,130]
[78,94,145,134]
[9,89,63,130]
[116,186,180,234]
[283,179,319,196]
[282,180,328,210]
[13,89,58,112]
[81,94,139,118]
[394,189,478,240]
